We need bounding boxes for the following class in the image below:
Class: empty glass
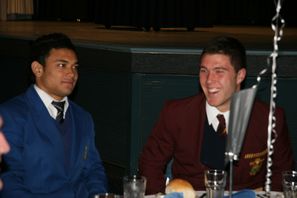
[283,171,297,198]
[204,169,226,198]
[123,175,146,198]
[93,193,121,198]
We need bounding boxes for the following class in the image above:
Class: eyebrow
[55,59,68,62]
[55,59,79,64]
[199,65,228,70]
[214,66,228,70]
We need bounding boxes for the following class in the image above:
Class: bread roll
[165,179,196,198]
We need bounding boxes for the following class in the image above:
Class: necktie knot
[52,101,65,123]
[216,114,227,136]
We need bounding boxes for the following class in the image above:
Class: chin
[60,89,73,97]
[62,85,75,92]
[206,99,220,107]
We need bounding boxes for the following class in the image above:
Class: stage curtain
[0,0,7,20]
[215,0,274,25]
[7,0,33,15]
[33,0,92,21]
[94,0,215,30]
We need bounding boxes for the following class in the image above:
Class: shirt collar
[206,101,230,132]
[34,84,69,118]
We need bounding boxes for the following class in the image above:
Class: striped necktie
[52,101,65,123]
[216,114,227,136]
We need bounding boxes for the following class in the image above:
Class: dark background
[32,0,297,29]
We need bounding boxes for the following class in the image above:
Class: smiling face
[199,53,246,112]
[32,48,79,100]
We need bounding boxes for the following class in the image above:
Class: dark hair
[28,33,77,84]
[199,36,246,72]
[30,33,77,65]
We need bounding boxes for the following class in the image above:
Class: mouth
[62,80,76,87]
[207,88,220,96]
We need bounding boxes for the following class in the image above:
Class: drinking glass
[283,171,297,198]
[123,175,146,198]
[93,193,121,198]
[204,169,226,198]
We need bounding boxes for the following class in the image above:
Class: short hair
[199,36,246,72]
[27,33,78,84]
[30,33,77,65]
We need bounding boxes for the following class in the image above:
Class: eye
[199,68,208,74]
[215,68,225,74]
[73,64,79,70]
[57,63,66,68]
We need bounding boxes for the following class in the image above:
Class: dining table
[93,190,284,198]
[145,190,284,198]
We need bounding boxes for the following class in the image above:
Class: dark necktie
[52,101,65,123]
[216,114,227,136]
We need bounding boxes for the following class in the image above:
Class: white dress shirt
[34,84,69,120]
[205,102,229,133]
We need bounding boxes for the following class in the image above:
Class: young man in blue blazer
[0,33,107,197]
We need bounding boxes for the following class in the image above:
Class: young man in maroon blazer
[139,36,294,194]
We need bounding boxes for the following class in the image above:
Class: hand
[0,116,10,190]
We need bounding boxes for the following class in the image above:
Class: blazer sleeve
[270,107,294,191]
[83,114,108,196]
[139,101,176,195]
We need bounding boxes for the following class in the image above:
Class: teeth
[208,88,219,93]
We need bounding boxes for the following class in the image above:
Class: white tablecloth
[146,191,284,198]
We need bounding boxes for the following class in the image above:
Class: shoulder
[0,94,31,131]
[159,94,205,119]
[0,93,28,114]
[164,94,205,110]
[68,100,92,119]
[250,99,287,132]
[0,86,37,111]
[253,99,285,117]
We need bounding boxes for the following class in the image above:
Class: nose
[206,71,215,84]
[66,67,77,78]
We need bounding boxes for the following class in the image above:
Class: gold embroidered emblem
[244,149,267,159]
[249,158,264,175]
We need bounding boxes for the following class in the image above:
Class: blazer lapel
[194,94,208,161]
[66,104,87,178]
[25,86,65,160]
[196,94,207,148]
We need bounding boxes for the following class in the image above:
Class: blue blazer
[0,85,107,198]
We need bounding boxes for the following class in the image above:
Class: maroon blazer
[139,93,294,194]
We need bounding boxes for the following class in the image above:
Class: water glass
[123,175,146,198]
[93,193,121,198]
[204,169,226,198]
[93,193,122,198]
[283,171,297,198]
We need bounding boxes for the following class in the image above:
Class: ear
[31,61,43,77]
[236,68,246,84]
